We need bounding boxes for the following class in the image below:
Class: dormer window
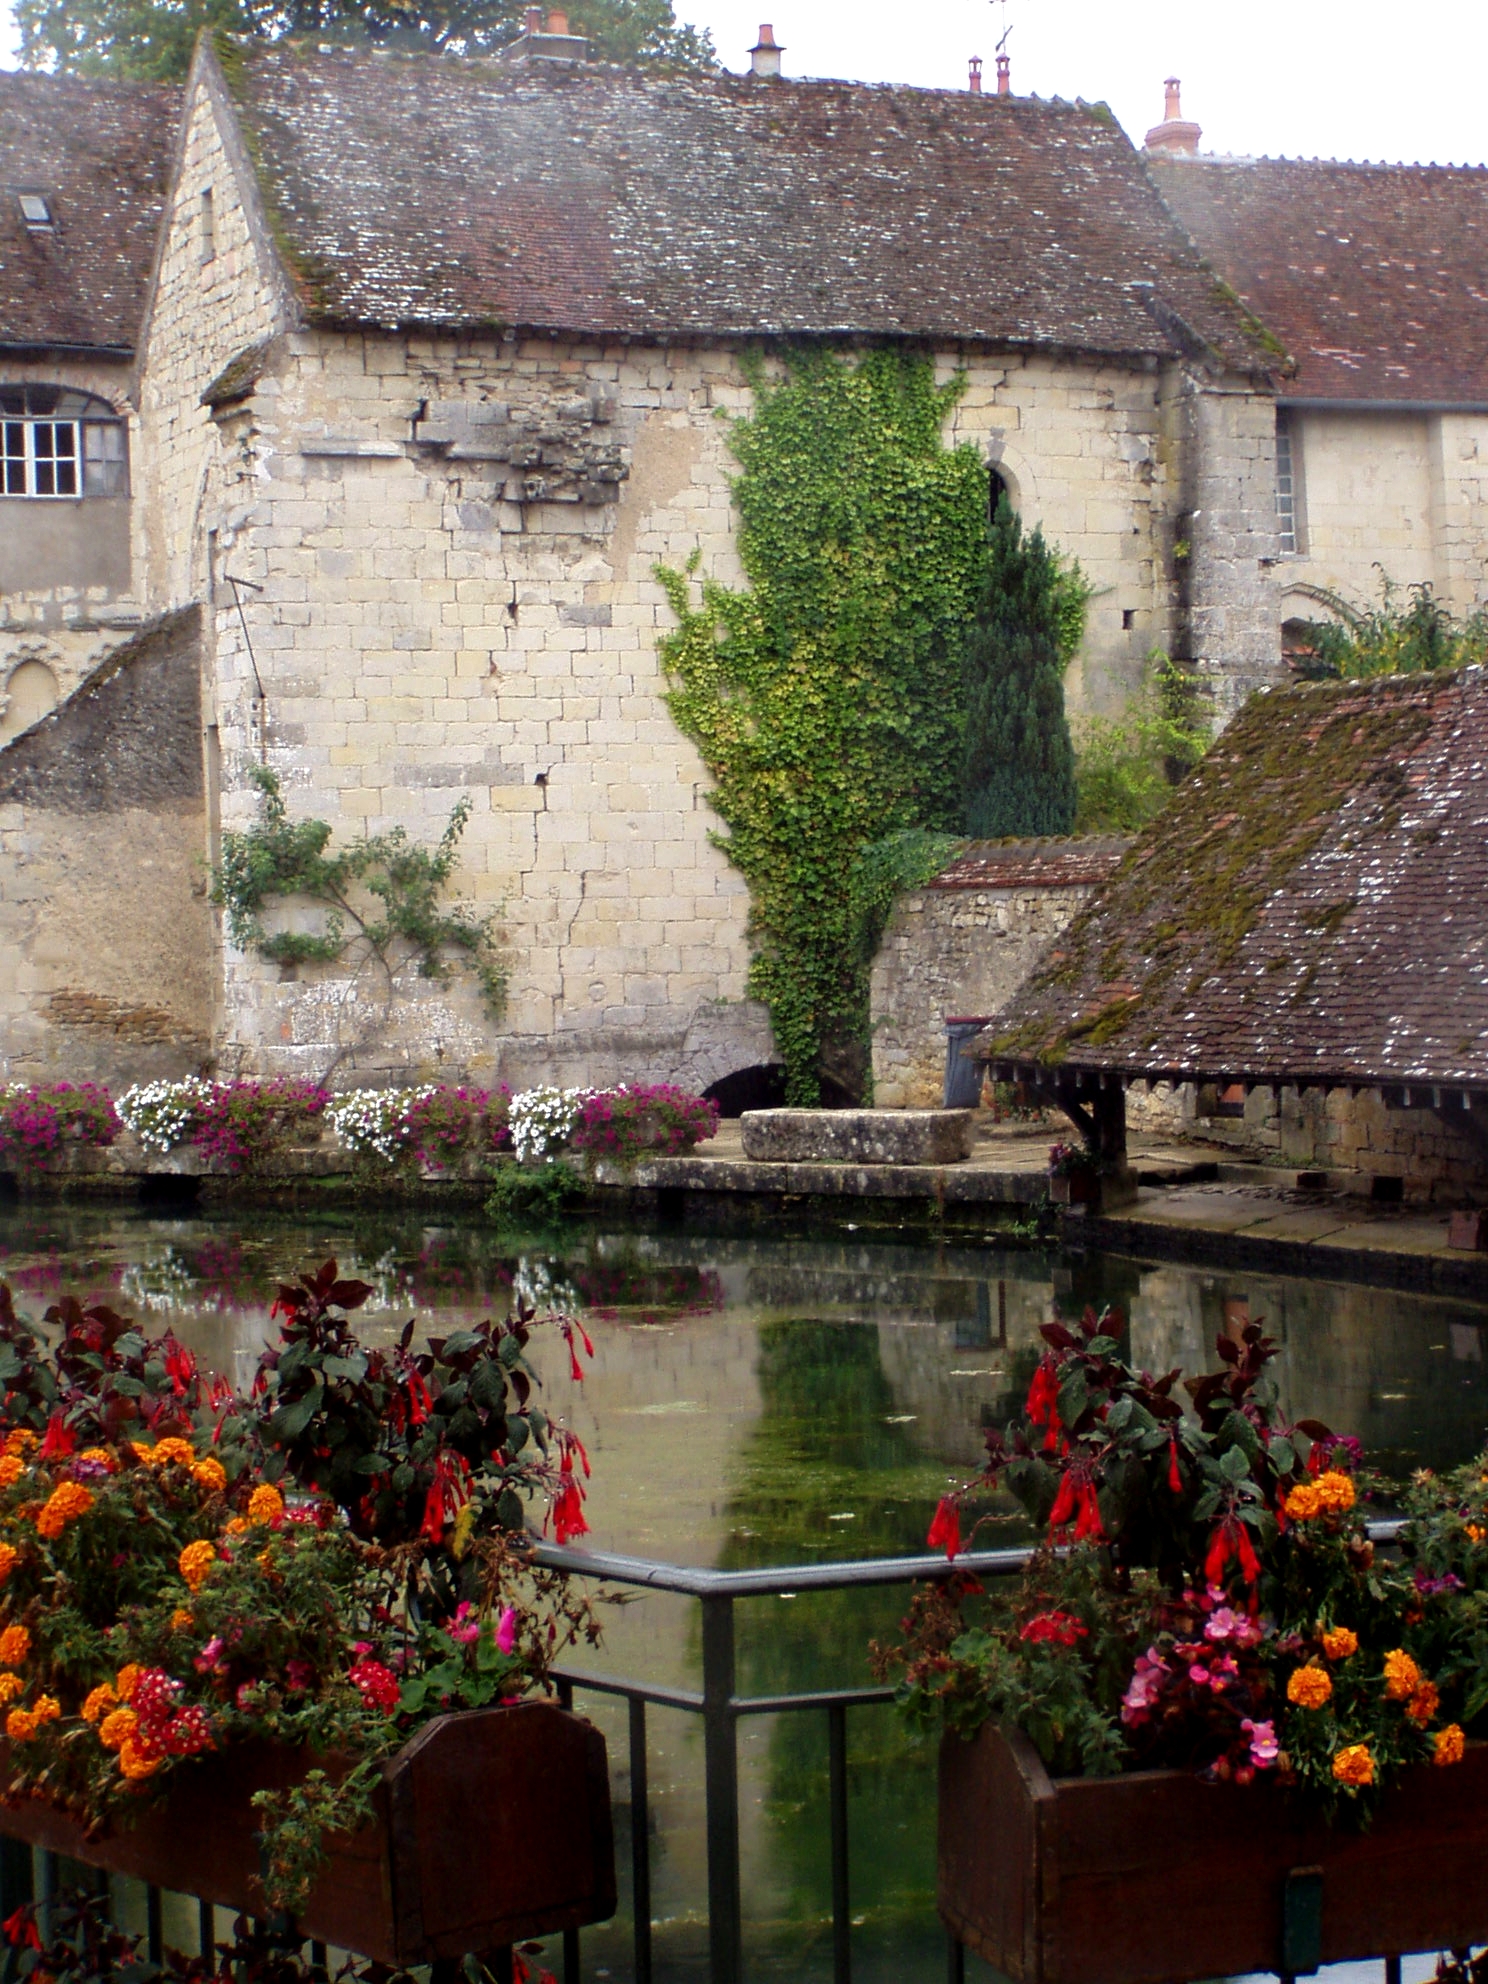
[0,387,127,499]
[16,193,52,229]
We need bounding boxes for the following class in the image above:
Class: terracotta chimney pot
[968,55,982,93]
[546,8,568,32]
[995,51,1011,94]
[1144,76,1202,155]
[525,5,541,28]
[750,23,783,77]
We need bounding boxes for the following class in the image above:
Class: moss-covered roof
[977,668,1488,1090]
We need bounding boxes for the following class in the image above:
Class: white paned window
[1276,417,1298,555]
[0,387,127,499]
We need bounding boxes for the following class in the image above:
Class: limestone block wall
[0,353,143,741]
[0,609,213,1086]
[1279,408,1488,627]
[1180,380,1284,724]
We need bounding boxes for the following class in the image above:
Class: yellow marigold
[3,1431,36,1458]
[146,1438,196,1469]
[1287,1663,1334,1709]
[1384,1649,1424,1701]
[0,1675,23,1706]
[1408,1680,1441,1725]
[191,1457,227,1494]
[81,1683,116,1724]
[32,1695,59,1725]
[1320,1626,1359,1661]
[1314,1470,1357,1515]
[223,1516,249,1537]
[1333,1743,1375,1788]
[79,1448,114,1472]
[1435,1724,1467,1767]
[246,1483,285,1529]
[129,1442,152,1462]
[97,1706,137,1751]
[0,1456,25,1490]
[1468,1525,1487,1544]
[5,1708,37,1742]
[0,1624,32,1668]
[178,1539,216,1592]
[169,1608,193,1633]
[114,1663,141,1702]
[1285,1481,1322,1521]
[118,1737,160,1780]
[35,1482,93,1540]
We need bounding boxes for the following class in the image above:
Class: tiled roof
[978,668,1488,1090]
[1149,154,1488,404]
[0,70,180,354]
[929,836,1130,890]
[221,43,1274,367]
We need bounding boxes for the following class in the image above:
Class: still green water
[1,1202,1485,1983]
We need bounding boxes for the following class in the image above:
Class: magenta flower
[496,1606,518,1655]
[1242,1717,1279,1767]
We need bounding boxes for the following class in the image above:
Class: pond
[1,1201,1485,1984]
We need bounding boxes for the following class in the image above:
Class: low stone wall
[0,609,214,1087]
[870,838,1129,1108]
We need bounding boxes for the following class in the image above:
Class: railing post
[629,1696,653,1984]
[701,1592,742,1984]
[828,1701,851,1984]
[947,1933,965,1984]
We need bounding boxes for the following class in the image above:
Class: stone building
[0,34,1292,1091]
[0,72,179,741]
[1146,85,1488,641]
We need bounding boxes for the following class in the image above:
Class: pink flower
[1205,1606,1243,1642]
[1242,1717,1279,1767]
[1120,1647,1169,1725]
[496,1606,518,1655]
[450,1602,481,1645]
[193,1636,225,1673]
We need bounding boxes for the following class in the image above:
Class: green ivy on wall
[657,347,989,1104]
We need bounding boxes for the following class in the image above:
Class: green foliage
[1294,573,1488,680]
[657,348,989,1103]
[17,0,715,78]
[1073,650,1210,833]
[484,1157,586,1230]
[846,826,963,977]
[961,499,1083,839]
[212,767,506,1017]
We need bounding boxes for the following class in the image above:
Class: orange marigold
[145,1438,195,1469]
[3,1432,36,1458]
[1285,1481,1322,1521]
[1288,1663,1334,1709]
[114,1663,142,1702]
[79,1448,114,1472]
[0,1675,23,1706]
[1468,1525,1487,1544]
[1435,1724,1467,1767]
[223,1516,249,1538]
[246,1484,285,1529]
[32,1695,59,1725]
[35,1482,93,1540]
[178,1539,216,1592]
[1314,1470,1357,1515]
[1384,1649,1424,1701]
[1333,1743,1375,1787]
[1320,1626,1359,1661]
[97,1706,138,1751]
[0,1624,32,1667]
[81,1683,116,1724]
[1408,1680,1441,1725]
[0,1545,18,1587]
[191,1457,227,1495]
[0,1456,25,1490]
[169,1608,193,1633]
[5,1708,37,1742]
[118,1738,161,1780]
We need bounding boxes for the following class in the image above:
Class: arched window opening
[989,465,1011,521]
[0,387,127,500]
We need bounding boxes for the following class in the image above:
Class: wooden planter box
[1047,1171,1096,1206]
[0,1700,615,1963]
[940,1722,1488,1984]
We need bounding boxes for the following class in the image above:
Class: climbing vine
[212,767,507,1016]
[657,348,988,1103]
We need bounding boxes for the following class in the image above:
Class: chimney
[1144,76,1202,156]
[546,7,567,29]
[968,55,982,93]
[525,5,540,26]
[995,51,1011,95]
[750,23,783,78]
[502,2,589,62]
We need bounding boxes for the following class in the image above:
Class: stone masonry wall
[0,609,214,1086]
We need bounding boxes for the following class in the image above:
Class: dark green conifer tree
[962,498,1078,838]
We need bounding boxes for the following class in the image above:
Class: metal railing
[533,1540,1038,1984]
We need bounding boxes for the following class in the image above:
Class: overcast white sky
[3,0,1485,166]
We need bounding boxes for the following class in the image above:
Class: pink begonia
[496,1607,518,1655]
[450,1602,481,1645]
[1120,1647,1169,1725]
[1242,1717,1279,1767]
[1205,1603,1263,1647]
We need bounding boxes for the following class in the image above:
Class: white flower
[508,1086,595,1164]
[328,1088,433,1164]
[116,1079,215,1155]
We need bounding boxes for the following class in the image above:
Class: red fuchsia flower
[3,1906,41,1952]
[552,1454,589,1545]
[349,1659,402,1713]
[496,1606,518,1655]
[420,1448,471,1545]
[927,1497,962,1559]
[1019,1610,1088,1647]
[1204,1516,1260,1591]
[1048,1473,1105,1544]
[559,1317,596,1384]
[1025,1358,1062,1454]
[163,1337,197,1396]
[38,1412,74,1460]
[1167,1434,1183,1494]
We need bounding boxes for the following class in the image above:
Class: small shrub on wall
[0,1083,119,1170]
[570,1084,719,1162]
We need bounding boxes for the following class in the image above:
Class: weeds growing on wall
[1073,650,1211,833]
[212,767,507,1017]
[1292,573,1488,679]
[961,499,1086,837]
[657,348,989,1103]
